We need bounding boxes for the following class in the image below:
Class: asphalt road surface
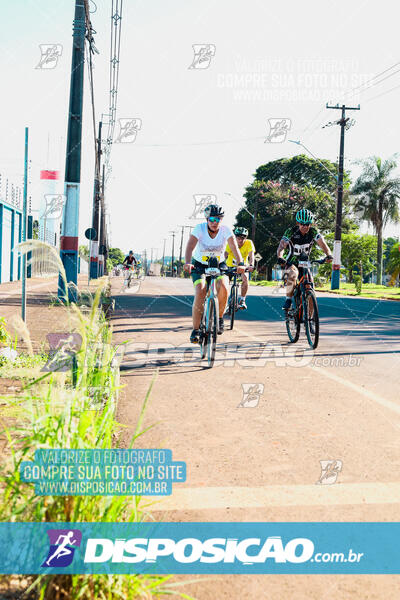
[111,275,400,599]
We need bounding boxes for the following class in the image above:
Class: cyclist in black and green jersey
[276,208,333,310]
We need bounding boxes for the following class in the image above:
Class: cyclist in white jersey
[184,204,245,343]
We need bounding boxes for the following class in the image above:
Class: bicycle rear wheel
[304,290,319,349]
[206,298,217,368]
[229,285,238,330]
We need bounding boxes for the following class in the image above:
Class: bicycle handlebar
[191,265,250,275]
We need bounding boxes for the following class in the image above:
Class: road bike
[192,256,225,368]
[123,266,135,288]
[285,254,329,349]
[226,267,250,330]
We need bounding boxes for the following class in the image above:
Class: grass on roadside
[0,241,193,600]
[249,280,280,287]
[314,282,400,299]
[250,278,400,300]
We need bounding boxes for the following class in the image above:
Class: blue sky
[0,0,399,256]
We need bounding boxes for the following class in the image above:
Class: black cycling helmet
[204,204,224,218]
[129,250,133,254]
[234,226,248,236]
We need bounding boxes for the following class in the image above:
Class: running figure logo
[316,460,343,485]
[264,118,291,143]
[42,333,82,373]
[189,194,217,219]
[114,118,142,143]
[41,194,66,220]
[239,383,264,408]
[35,44,63,69]
[41,529,82,567]
[188,44,216,69]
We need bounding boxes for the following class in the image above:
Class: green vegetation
[315,282,400,300]
[0,317,9,345]
[317,233,377,285]
[352,156,400,284]
[0,242,190,600]
[108,247,125,267]
[235,155,356,278]
[0,352,48,379]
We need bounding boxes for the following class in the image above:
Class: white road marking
[137,283,400,419]
[152,482,400,511]
[309,365,400,417]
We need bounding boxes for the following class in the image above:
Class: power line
[83,0,99,165]
[363,81,400,104]
[341,61,400,99]
[302,61,400,138]
[133,135,266,147]
[104,0,123,184]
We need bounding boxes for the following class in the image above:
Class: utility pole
[21,127,29,322]
[59,0,86,301]
[178,225,192,274]
[161,238,166,276]
[326,103,360,290]
[90,120,102,280]
[99,164,106,276]
[169,231,176,277]
[143,249,147,274]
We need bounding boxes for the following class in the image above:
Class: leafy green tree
[352,156,400,284]
[254,154,351,193]
[108,247,125,267]
[387,241,400,284]
[318,233,377,283]
[383,237,398,271]
[79,245,89,262]
[235,155,356,278]
[236,177,355,279]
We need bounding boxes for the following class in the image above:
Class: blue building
[0,197,22,283]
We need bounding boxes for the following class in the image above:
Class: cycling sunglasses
[235,234,246,238]
[208,217,221,223]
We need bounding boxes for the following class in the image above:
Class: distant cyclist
[184,204,245,343]
[276,209,333,311]
[224,226,255,309]
[122,251,137,269]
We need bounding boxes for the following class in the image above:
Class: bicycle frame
[286,256,324,349]
[203,267,220,328]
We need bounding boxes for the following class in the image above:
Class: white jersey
[192,222,234,265]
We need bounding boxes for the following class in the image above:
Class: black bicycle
[226,267,250,330]
[285,254,329,349]
[192,256,224,368]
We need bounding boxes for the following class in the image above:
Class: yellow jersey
[225,239,255,267]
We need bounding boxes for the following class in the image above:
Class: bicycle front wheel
[285,304,300,343]
[304,290,319,349]
[229,285,238,330]
[206,298,217,368]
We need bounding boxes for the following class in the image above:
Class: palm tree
[352,156,400,284]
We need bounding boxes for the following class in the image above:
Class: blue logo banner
[0,522,399,574]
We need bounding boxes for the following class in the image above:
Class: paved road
[111,275,400,599]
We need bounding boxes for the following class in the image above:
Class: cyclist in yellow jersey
[224,226,255,310]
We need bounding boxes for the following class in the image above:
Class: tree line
[235,154,400,284]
